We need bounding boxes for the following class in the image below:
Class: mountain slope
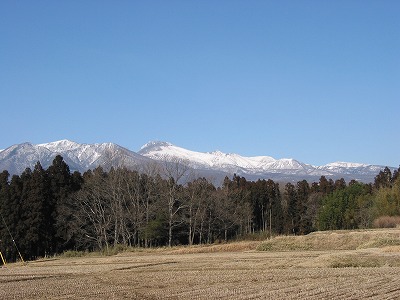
[138,141,391,182]
[139,141,323,175]
[138,141,276,172]
[0,140,392,183]
[0,140,151,175]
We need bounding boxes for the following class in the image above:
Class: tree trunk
[224,225,227,242]
[168,216,173,247]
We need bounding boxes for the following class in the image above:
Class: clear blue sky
[1,1,399,167]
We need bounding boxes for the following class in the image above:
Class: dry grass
[381,245,400,253]
[373,215,400,228]
[257,228,400,251]
[2,229,400,299]
[160,240,260,254]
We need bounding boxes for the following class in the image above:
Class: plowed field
[2,230,400,299]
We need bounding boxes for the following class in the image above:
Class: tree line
[0,155,399,261]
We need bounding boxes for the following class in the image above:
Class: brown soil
[2,230,400,299]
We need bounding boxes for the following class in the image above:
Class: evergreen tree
[319,176,334,195]
[284,182,298,234]
[6,175,24,261]
[296,180,311,234]
[0,171,11,260]
[250,180,267,232]
[318,183,367,230]
[20,162,52,259]
[264,179,283,235]
[334,178,346,190]
[47,155,78,252]
[391,166,400,184]
[374,167,392,189]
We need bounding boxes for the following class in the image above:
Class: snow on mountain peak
[324,161,368,168]
[38,139,81,152]
[0,139,393,183]
[209,150,226,156]
[139,142,282,173]
[139,141,173,153]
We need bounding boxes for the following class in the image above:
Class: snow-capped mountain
[139,141,322,175]
[138,141,277,173]
[316,162,384,175]
[0,140,150,175]
[138,141,392,182]
[0,139,393,183]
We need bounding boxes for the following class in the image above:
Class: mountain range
[0,140,391,184]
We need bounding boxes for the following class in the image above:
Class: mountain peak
[324,161,368,168]
[38,139,80,150]
[209,150,226,156]
[0,139,393,183]
[139,141,173,153]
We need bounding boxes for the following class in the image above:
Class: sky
[0,1,399,167]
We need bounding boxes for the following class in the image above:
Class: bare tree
[186,178,215,245]
[161,155,190,247]
[214,188,238,242]
[74,168,112,251]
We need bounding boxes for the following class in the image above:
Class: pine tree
[319,176,333,195]
[334,178,346,190]
[392,166,400,184]
[296,180,311,234]
[374,167,392,189]
[265,180,283,235]
[20,162,52,259]
[284,182,298,234]
[5,175,24,261]
[47,155,78,252]
[0,171,11,260]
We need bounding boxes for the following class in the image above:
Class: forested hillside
[0,155,399,261]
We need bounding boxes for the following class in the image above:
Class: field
[2,229,400,299]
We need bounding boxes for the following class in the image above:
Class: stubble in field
[2,229,400,299]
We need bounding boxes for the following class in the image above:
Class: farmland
[1,229,400,299]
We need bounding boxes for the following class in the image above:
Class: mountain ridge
[0,139,393,183]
